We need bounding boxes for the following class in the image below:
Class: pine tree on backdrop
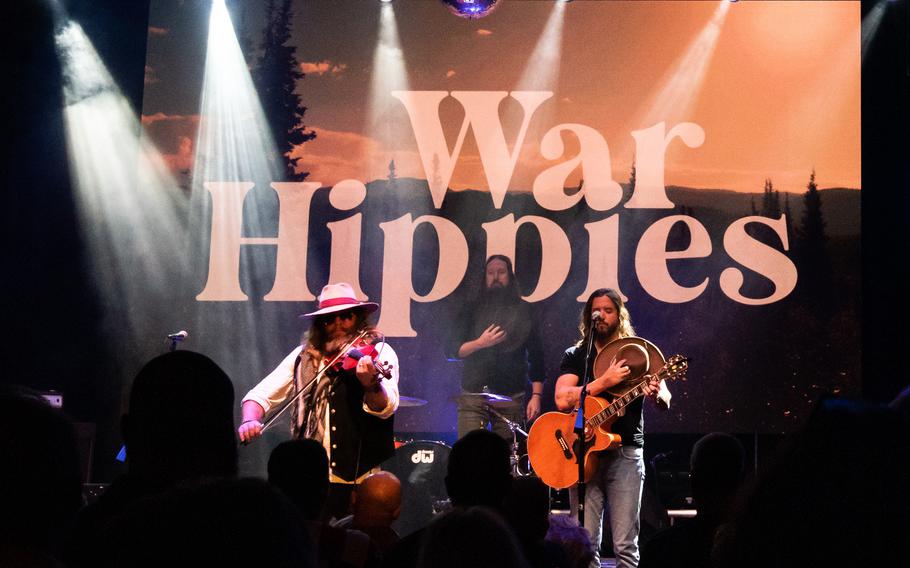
[784,192,795,246]
[623,157,636,205]
[800,170,827,256]
[388,159,398,186]
[254,0,316,181]
[797,169,833,317]
[761,178,781,218]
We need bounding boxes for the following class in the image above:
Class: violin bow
[259,329,371,434]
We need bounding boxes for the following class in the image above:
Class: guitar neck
[587,380,651,429]
[583,355,686,430]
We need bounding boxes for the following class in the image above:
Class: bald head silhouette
[351,471,402,528]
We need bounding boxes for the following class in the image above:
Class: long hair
[304,308,373,352]
[480,254,521,302]
[576,288,635,346]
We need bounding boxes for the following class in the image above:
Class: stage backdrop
[136,0,860,474]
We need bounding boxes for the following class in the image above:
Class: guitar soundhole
[554,429,573,460]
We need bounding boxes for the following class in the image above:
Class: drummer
[238,282,400,519]
[447,255,545,439]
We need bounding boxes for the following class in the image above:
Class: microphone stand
[487,405,529,477]
[575,318,599,528]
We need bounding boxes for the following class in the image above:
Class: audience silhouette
[713,397,909,568]
[97,477,312,568]
[385,429,514,567]
[639,432,746,568]
[0,385,82,567]
[503,476,572,568]
[443,428,513,509]
[416,506,529,568]
[268,438,377,568]
[546,513,596,568]
[15,347,907,568]
[63,350,238,567]
[335,471,403,555]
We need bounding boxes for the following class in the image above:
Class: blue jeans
[569,446,645,568]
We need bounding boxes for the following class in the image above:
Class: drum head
[380,440,451,537]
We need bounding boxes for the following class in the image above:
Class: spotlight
[440,0,501,20]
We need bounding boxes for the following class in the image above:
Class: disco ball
[440,0,501,20]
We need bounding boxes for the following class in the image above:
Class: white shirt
[242,342,400,481]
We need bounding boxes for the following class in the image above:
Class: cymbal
[452,392,513,407]
[398,395,428,407]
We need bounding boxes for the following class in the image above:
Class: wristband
[531,393,542,398]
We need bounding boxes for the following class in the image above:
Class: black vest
[322,371,395,481]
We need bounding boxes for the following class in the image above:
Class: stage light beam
[55,20,190,348]
[861,0,888,64]
[194,0,281,187]
[515,0,565,93]
[639,0,731,129]
[190,0,288,378]
[364,1,411,182]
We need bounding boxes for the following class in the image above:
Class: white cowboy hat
[299,282,379,318]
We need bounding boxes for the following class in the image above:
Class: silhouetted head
[445,429,512,509]
[689,432,746,517]
[546,514,595,568]
[503,476,551,545]
[122,351,237,483]
[352,471,402,527]
[0,385,82,553]
[417,506,529,568]
[100,478,311,568]
[268,438,329,520]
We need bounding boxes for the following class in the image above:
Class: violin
[329,332,394,380]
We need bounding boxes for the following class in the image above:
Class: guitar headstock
[658,354,688,382]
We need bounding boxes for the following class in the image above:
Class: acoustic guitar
[527,354,688,489]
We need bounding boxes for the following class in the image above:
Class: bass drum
[380,440,451,537]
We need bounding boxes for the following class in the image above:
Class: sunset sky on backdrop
[143,0,860,195]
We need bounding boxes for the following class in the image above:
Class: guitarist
[554,288,671,568]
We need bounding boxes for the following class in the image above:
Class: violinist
[238,282,399,519]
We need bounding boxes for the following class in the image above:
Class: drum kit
[385,391,533,536]
[451,392,532,478]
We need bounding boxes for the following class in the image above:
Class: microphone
[591,312,602,322]
[167,330,188,341]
